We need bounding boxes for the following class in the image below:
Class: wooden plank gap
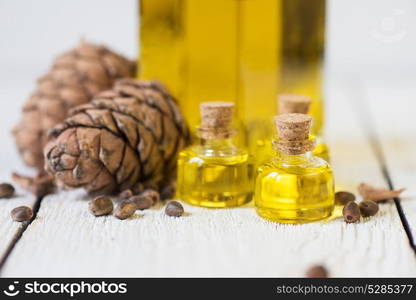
[0,195,43,274]
[347,78,416,255]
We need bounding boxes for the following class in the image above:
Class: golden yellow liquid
[140,0,325,153]
[237,0,280,160]
[255,153,334,223]
[313,138,330,163]
[177,141,253,208]
[140,0,183,98]
[279,0,326,136]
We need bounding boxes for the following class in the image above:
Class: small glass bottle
[278,94,330,162]
[255,113,334,223]
[177,102,252,208]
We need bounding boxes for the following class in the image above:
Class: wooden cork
[274,113,313,154]
[198,102,235,139]
[278,94,311,115]
[200,102,234,128]
[275,113,312,141]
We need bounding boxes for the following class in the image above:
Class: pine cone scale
[77,128,101,160]
[99,129,125,174]
[112,112,139,147]
[115,146,141,188]
[87,166,116,195]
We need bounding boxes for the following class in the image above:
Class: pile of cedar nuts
[338,182,405,223]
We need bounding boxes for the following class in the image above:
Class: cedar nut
[343,201,360,223]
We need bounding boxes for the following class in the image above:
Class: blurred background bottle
[139,0,326,162]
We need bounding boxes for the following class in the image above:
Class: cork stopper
[198,102,235,139]
[278,94,311,115]
[274,113,313,154]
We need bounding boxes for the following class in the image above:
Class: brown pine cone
[12,41,136,170]
[44,79,190,195]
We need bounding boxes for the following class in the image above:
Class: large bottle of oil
[139,0,326,160]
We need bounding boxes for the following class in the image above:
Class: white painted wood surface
[0,0,414,278]
[2,84,415,277]
[0,171,37,260]
[0,79,42,265]
[366,82,416,240]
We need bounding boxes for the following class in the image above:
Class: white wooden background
[0,0,415,277]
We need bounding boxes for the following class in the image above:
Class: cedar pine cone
[13,41,136,171]
[44,79,190,195]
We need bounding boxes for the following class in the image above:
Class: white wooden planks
[366,84,416,243]
[2,84,415,277]
[0,171,38,265]
[2,192,415,277]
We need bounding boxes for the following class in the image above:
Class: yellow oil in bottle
[139,0,326,158]
[177,101,252,208]
[177,142,252,208]
[255,153,334,223]
[255,113,334,224]
[313,136,330,163]
[139,0,184,98]
[140,0,241,129]
[237,0,280,160]
[279,0,326,136]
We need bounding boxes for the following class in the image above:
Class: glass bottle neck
[200,137,235,148]
[196,124,237,149]
[274,150,313,164]
[272,135,316,163]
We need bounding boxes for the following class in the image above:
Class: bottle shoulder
[257,155,332,176]
[179,144,249,165]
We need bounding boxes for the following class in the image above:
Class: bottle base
[256,206,333,224]
[182,193,253,208]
